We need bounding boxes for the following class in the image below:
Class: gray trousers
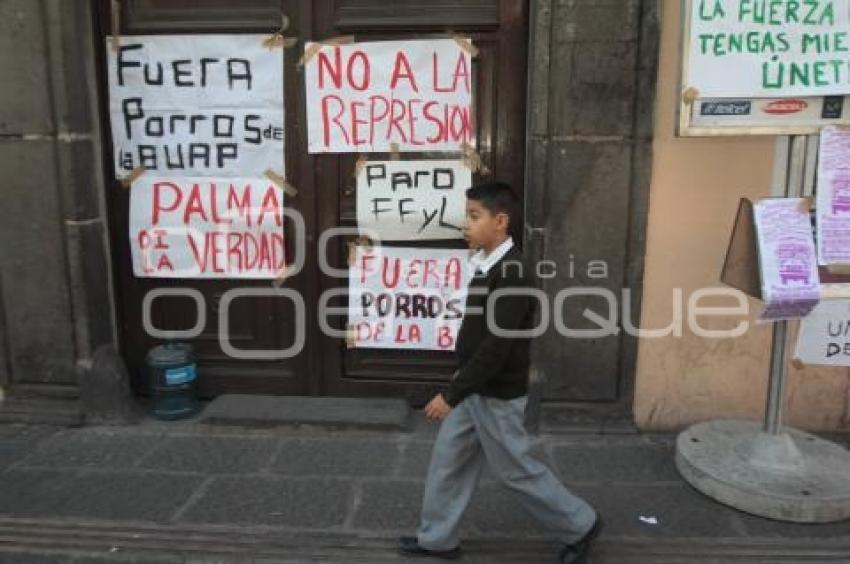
[417,394,597,550]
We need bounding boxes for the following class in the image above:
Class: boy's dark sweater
[443,245,536,407]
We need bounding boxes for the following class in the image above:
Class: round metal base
[676,419,850,523]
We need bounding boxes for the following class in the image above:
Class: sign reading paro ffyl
[107,35,284,177]
[304,39,473,153]
[685,0,850,98]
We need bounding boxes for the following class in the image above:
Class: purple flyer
[817,126,850,267]
[754,198,821,322]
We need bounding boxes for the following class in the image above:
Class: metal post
[763,320,788,434]
[762,134,814,435]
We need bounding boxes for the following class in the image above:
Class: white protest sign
[107,35,284,177]
[348,246,471,350]
[129,177,285,279]
[795,299,850,366]
[685,0,850,98]
[304,39,473,153]
[753,198,821,321]
[357,160,468,241]
[817,125,850,266]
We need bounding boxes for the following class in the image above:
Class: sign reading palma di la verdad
[304,39,474,153]
[130,177,286,279]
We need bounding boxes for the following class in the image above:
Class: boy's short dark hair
[465,182,518,227]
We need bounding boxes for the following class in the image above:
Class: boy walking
[398,182,600,563]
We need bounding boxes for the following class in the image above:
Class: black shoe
[558,517,602,564]
[398,536,462,560]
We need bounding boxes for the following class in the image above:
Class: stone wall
[525,0,659,406]
[0,0,115,392]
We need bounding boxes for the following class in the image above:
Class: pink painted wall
[633,0,850,431]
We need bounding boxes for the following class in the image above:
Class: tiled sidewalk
[0,419,848,563]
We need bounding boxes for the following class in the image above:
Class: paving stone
[270,438,399,477]
[573,483,748,539]
[138,435,277,474]
[0,469,75,517]
[354,480,550,538]
[201,395,410,431]
[821,432,850,449]
[353,480,424,531]
[735,510,850,539]
[0,553,75,564]
[552,441,679,484]
[2,422,846,558]
[179,476,351,528]
[0,469,201,522]
[66,471,203,522]
[0,554,185,564]
[16,430,161,469]
[0,442,31,471]
[466,484,542,536]
[398,441,434,479]
[72,558,183,564]
[0,424,59,441]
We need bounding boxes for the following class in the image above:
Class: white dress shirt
[469,236,514,276]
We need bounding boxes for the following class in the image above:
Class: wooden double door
[96,0,528,405]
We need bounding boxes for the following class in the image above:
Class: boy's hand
[424,394,452,420]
